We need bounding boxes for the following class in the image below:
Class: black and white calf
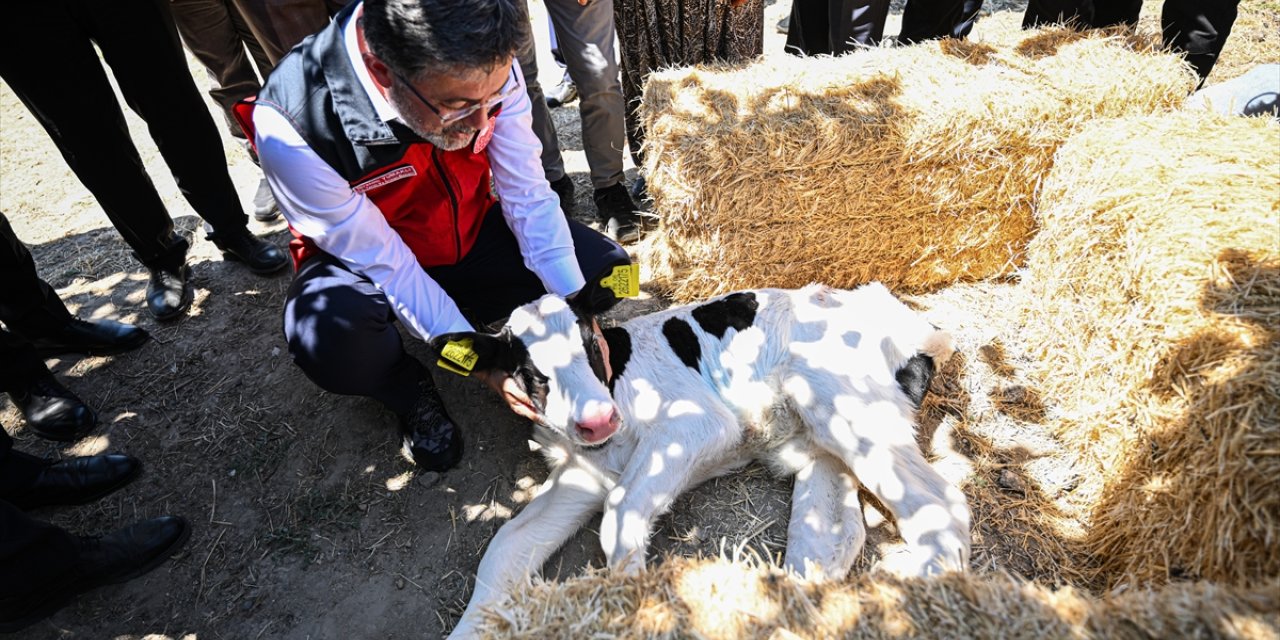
[430,283,970,639]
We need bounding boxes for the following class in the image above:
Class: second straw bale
[639,30,1194,300]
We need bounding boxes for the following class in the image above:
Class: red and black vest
[233,1,496,269]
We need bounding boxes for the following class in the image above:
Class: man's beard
[389,89,478,151]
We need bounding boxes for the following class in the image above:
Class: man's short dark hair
[362,0,529,78]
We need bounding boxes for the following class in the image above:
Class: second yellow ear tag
[436,338,478,376]
[600,264,640,298]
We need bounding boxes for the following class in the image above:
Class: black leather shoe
[2,453,142,510]
[7,373,96,442]
[147,264,193,322]
[26,318,148,357]
[550,175,575,215]
[594,183,643,244]
[399,380,463,471]
[211,230,288,275]
[0,516,191,633]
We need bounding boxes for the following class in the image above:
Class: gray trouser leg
[516,18,567,183]
[544,0,626,190]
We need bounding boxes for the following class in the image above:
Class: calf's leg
[798,391,970,577]
[449,461,609,640]
[784,452,866,581]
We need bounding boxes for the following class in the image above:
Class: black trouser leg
[85,0,249,237]
[283,254,428,416]
[899,0,984,43]
[1091,0,1141,27]
[0,2,188,270]
[0,500,80,620]
[1162,0,1239,82]
[0,213,74,339]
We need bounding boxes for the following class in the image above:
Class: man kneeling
[242,0,629,470]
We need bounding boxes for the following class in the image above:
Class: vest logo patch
[352,165,417,194]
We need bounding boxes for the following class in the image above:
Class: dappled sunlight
[65,433,110,457]
[627,377,662,421]
[462,501,514,523]
[362,464,376,474]
[675,558,780,636]
[383,471,413,492]
[665,399,702,419]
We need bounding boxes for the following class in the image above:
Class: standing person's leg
[0,3,190,275]
[786,0,834,55]
[1091,0,1141,27]
[169,0,263,134]
[900,0,984,43]
[84,0,288,274]
[0,214,73,336]
[1162,0,1239,83]
[545,0,641,241]
[230,0,331,64]
[543,0,627,192]
[1022,0,1093,28]
[545,18,579,108]
[830,0,891,51]
[516,20,570,190]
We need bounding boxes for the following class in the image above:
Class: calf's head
[428,295,620,447]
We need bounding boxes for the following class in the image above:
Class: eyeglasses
[393,67,520,125]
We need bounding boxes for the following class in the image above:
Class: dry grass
[1019,111,1280,587]
[477,557,1280,639]
[637,26,1194,301]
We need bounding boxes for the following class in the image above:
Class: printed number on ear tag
[600,264,640,298]
[436,338,478,376]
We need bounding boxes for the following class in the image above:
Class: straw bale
[638,27,1194,301]
[1019,110,1280,587]
[474,557,1280,639]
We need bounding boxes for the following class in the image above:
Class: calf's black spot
[691,292,758,339]
[602,327,632,391]
[662,318,702,371]
[895,354,936,410]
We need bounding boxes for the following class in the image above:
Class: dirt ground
[1,1,1275,638]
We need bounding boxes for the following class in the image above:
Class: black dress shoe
[399,380,463,471]
[210,229,288,275]
[0,516,191,633]
[7,373,96,442]
[2,453,142,510]
[147,264,193,322]
[594,182,643,244]
[26,318,149,357]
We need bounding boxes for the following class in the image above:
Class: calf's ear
[427,331,519,377]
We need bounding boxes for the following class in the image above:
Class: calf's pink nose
[576,405,620,443]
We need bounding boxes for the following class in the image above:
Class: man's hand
[474,370,540,422]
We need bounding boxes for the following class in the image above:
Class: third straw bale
[637,29,1194,301]
[1020,110,1280,587]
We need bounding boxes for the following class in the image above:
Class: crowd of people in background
[0,0,1269,632]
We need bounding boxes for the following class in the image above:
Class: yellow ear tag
[600,263,640,298]
[436,338,478,376]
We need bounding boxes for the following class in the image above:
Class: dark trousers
[170,0,274,139]
[899,0,984,42]
[897,0,1237,81]
[786,0,891,55]
[283,210,631,415]
[0,214,67,393]
[0,429,80,612]
[0,0,251,271]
